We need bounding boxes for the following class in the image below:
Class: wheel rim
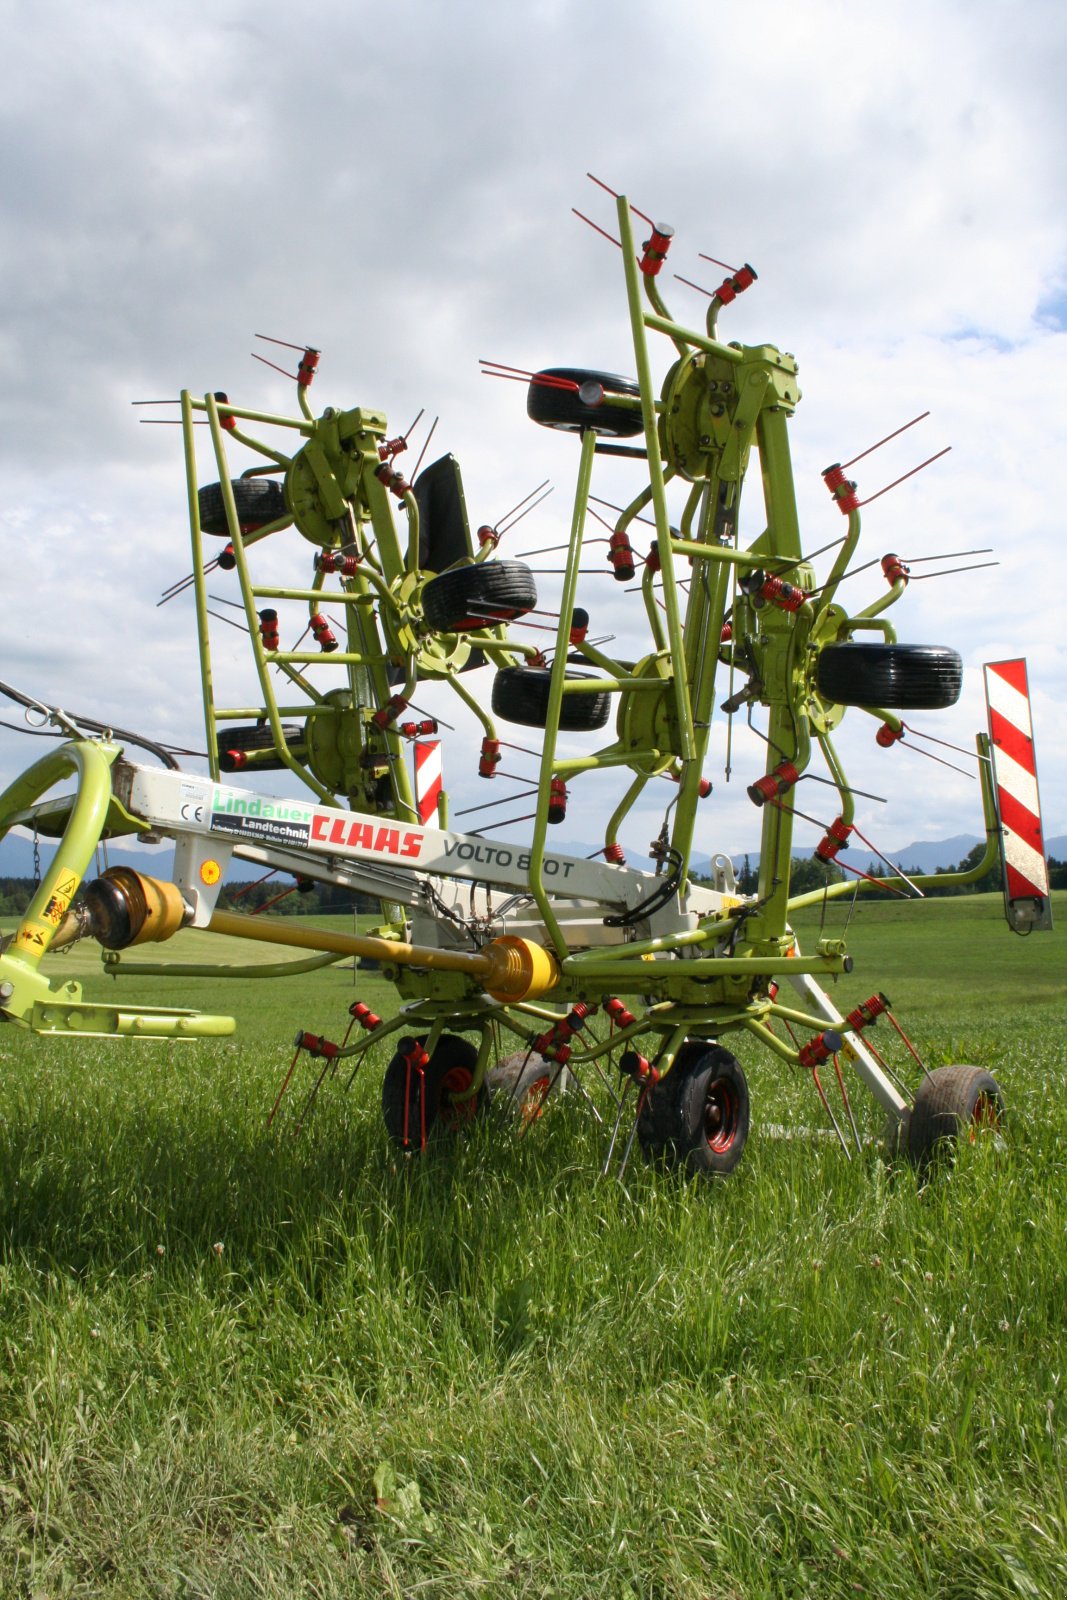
[970,1091,1001,1138]
[520,1074,551,1124]
[703,1076,740,1153]
[438,1066,477,1128]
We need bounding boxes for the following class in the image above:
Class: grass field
[0,892,1064,1597]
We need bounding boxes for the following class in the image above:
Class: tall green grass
[0,893,1063,1596]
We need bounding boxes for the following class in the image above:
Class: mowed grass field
[0,892,1064,1598]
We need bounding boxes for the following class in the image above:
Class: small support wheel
[638,1044,749,1178]
[382,1035,484,1150]
[636,1041,704,1159]
[198,478,287,535]
[491,666,611,731]
[815,643,962,710]
[216,722,306,772]
[421,561,537,631]
[906,1064,1004,1170]
[673,1046,750,1178]
[526,367,644,437]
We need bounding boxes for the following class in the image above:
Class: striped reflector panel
[983,659,1053,932]
[414,740,443,826]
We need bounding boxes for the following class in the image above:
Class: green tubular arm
[189,396,312,434]
[232,430,293,470]
[644,273,690,359]
[617,196,695,762]
[641,559,669,651]
[679,480,704,540]
[0,740,121,970]
[854,576,907,623]
[205,393,336,806]
[845,617,897,642]
[402,489,421,573]
[642,311,744,365]
[814,509,861,622]
[567,638,632,677]
[742,1015,801,1065]
[706,295,727,343]
[605,771,651,857]
[786,733,1000,909]
[526,425,600,958]
[307,563,327,628]
[444,669,497,741]
[616,484,655,539]
[103,950,348,979]
[814,730,854,827]
[182,390,220,780]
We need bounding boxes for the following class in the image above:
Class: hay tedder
[0,186,1052,1177]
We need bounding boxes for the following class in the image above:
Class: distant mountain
[707,834,1067,879]
[0,832,257,883]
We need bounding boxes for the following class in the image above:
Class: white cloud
[2,0,1064,866]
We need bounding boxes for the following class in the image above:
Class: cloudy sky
[1,0,1064,870]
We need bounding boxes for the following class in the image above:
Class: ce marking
[180,801,206,824]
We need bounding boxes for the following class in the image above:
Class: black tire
[422,561,537,631]
[636,1041,706,1159]
[216,722,305,772]
[907,1065,1004,1170]
[815,643,962,710]
[527,367,644,437]
[491,666,611,731]
[660,1046,750,1178]
[382,1035,484,1150]
[198,478,287,536]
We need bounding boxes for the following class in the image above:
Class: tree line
[0,875,377,919]
[728,846,1067,898]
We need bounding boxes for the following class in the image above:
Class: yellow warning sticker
[41,889,71,927]
[13,921,50,953]
[200,859,222,886]
[55,870,79,900]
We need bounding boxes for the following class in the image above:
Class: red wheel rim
[969,1091,1000,1139]
[520,1074,551,1124]
[704,1076,740,1153]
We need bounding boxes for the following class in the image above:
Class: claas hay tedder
[0,184,1052,1179]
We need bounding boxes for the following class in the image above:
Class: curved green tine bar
[0,740,120,971]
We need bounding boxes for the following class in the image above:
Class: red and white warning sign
[414,740,443,826]
[983,659,1053,933]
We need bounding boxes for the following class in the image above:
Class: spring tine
[342,1044,372,1094]
[572,207,623,249]
[495,479,551,529]
[410,416,438,482]
[885,1011,933,1081]
[564,1063,605,1125]
[840,411,930,471]
[601,1077,632,1175]
[810,1069,851,1159]
[615,1085,645,1182]
[267,1043,302,1127]
[252,352,297,381]
[857,446,951,507]
[909,561,1000,581]
[504,1045,540,1113]
[293,1057,332,1136]
[497,487,554,533]
[831,1054,863,1154]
